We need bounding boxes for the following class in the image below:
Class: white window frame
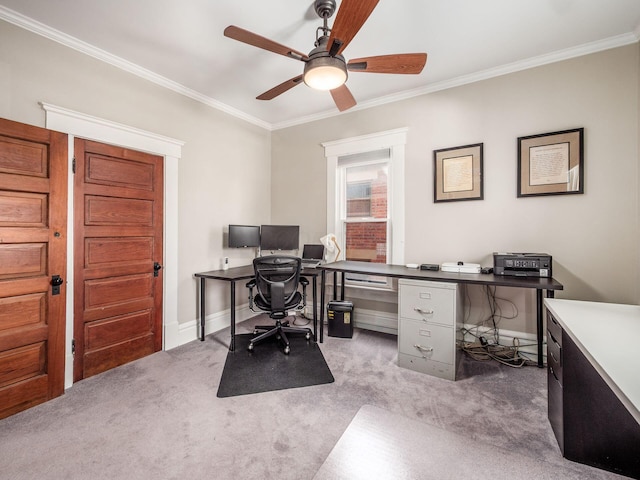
[323,128,406,289]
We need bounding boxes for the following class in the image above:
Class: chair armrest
[299,276,308,307]
[246,279,255,310]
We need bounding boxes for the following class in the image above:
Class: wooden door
[74,139,163,381]
[0,118,67,420]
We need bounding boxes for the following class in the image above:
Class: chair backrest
[252,255,302,314]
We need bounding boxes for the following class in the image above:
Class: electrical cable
[460,285,535,368]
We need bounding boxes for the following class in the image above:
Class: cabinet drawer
[398,320,454,365]
[399,283,455,326]
[547,329,562,385]
[398,353,457,381]
[547,312,562,347]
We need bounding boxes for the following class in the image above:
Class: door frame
[42,102,183,389]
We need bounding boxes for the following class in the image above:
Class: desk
[544,299,640,477]
[318,261,564,367]
[194,265,319,351]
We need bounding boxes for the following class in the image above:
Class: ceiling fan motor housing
[304,37,348,90]
[314,0,337,19]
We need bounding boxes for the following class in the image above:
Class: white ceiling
[1,0,640,129]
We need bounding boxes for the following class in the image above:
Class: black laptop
[301,244,324,268]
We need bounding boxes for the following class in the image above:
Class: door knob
[51,275,63,295]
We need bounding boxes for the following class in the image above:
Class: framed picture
[517,128,584,197]
[433,143,483,203]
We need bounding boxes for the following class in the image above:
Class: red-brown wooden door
[74,139,163,381]
[0,118,67,420]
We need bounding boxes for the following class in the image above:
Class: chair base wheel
[247,343,254,352]
[284,346,290,355]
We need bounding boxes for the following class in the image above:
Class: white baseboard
[169,302,256,348]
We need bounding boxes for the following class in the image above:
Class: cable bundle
[459,285,537,368]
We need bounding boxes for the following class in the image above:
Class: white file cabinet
[398,279,462,380]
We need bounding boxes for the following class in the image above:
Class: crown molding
[0,6,272,131]
[272,32,639,130]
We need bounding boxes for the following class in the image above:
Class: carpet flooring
[0,316,628,480]
[217,333,334,397]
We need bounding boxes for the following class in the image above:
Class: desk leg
[199,277,206,341]
[536,289,543,368]
[312,275,318,342]
[230,280,236,352]
[320,270,326,343]
[332,271,337,302]
[340,272,345,301]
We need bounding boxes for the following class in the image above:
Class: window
[323,129,406,288]
[346,180,372,217]
[342,157,389,264]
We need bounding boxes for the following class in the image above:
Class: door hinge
[72,157,76,174]
[71,339,76,356]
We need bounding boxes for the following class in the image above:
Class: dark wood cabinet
[547,310,640,479]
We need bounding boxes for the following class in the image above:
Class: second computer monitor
[260,225,299,251]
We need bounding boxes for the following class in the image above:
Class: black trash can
[327,300,354,338]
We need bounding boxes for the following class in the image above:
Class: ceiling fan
[224,0,427,112]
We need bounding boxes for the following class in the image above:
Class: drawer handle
[414,344,433,358]
[414,307,434,315]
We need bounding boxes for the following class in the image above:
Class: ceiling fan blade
[224,25,308,61]
[330,84,357,112]
[328,0,379,56]
[257,75,304,100]
[348,53,427,74]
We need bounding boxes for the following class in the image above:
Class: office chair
[246,255,312,354]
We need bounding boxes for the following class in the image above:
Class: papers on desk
[441,262,481,274]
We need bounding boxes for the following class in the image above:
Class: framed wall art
[517,128,584,197]
[433,143,483,203]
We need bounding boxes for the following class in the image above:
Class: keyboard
[302,260,321,269]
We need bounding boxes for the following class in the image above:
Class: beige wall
[272,44,640,335]
[0,21,272,329]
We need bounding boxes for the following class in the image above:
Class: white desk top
[544,298,640,425]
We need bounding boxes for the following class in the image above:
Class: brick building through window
[345,164,388,263]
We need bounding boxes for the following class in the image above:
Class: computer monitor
[260,225,299,251]
[228,224,260,248]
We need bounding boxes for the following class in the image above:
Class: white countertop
[544,298,640,425]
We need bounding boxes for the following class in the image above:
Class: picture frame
[433,143,483,203]
[517,128,584,197]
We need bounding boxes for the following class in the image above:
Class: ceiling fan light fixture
[303,56,347,91]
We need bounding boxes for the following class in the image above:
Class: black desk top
[195,264,320,281]
[318,260,564,291]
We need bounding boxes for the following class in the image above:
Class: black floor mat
[216,333,335,397]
